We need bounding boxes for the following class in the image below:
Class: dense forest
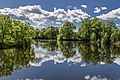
[0,14,120,49]
[0,14,36,49]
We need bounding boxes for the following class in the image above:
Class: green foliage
[36,21,76,40]
[78,18,103,42]
[45,26,59,39]
[78,18,120,44]
[35,18,120,44]
[0,14,36,49]
[78,18,91,41]
[110,29,120,43]
[57,21,76,40]
[0,14,120,49]
[36,26,59,39]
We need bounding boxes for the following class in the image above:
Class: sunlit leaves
[58,21,76,40]
[0,14,36,48]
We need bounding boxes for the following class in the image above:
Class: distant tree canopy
[0,14,36,49]
[36,26,59,39]
[36,21,77,40]
[36,18,120,45]
[57,21,76,40]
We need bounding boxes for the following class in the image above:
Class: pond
[0,40,120,80]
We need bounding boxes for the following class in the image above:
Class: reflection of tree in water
[35,40,120,64]
[35,40,77,58]
[0,48,35,77]
[35,40,58,51]
[57,41,76,58]
[77,42,120,64]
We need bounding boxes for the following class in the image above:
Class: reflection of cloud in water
[114,56,120,65]
[80,63,86,67]
[98,56,120,66]
[85,75,108,80]
[98,62,106,65]
[30,46,120,67]
[98,56,120,65]
[30,47,83,67]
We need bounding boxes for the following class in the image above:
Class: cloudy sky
[0,0,120,28]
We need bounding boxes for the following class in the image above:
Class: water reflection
[33,40,120,66]
[84,75,108,80]
[0,48,35,77]
[0,40,120,78]
[78,42,118,64]
[57,41,76,58]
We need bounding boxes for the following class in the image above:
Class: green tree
[58,21,76,40]
[0,14,36,49]
[44,26,59,39]
[101,21,117,44]
[78,18,92,41]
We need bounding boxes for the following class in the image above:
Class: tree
[101,21,117,44]
[44,26,59,39]
[78,18,92,41]
[11,20,36,47]
[57,21,76,40]
[0,15,12,48]
[35,26,59,39]
[0,14,36,49]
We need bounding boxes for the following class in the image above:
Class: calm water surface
[0,40,120,80]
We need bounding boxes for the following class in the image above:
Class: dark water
[0,40,120,80]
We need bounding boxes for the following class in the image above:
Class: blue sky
[0,0,120,28]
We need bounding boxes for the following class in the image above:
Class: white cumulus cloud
[94,6,107,14]
[56,22,62,25]
[81,4,87,8]
[101,7,107,10]
[0,5,90,28]
[97,8,120,20]
[94,7,101,13]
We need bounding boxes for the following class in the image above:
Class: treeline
[36,26,59,39]
[1,14,120,49]
[36,18,120,44]
[0,14,36,49]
